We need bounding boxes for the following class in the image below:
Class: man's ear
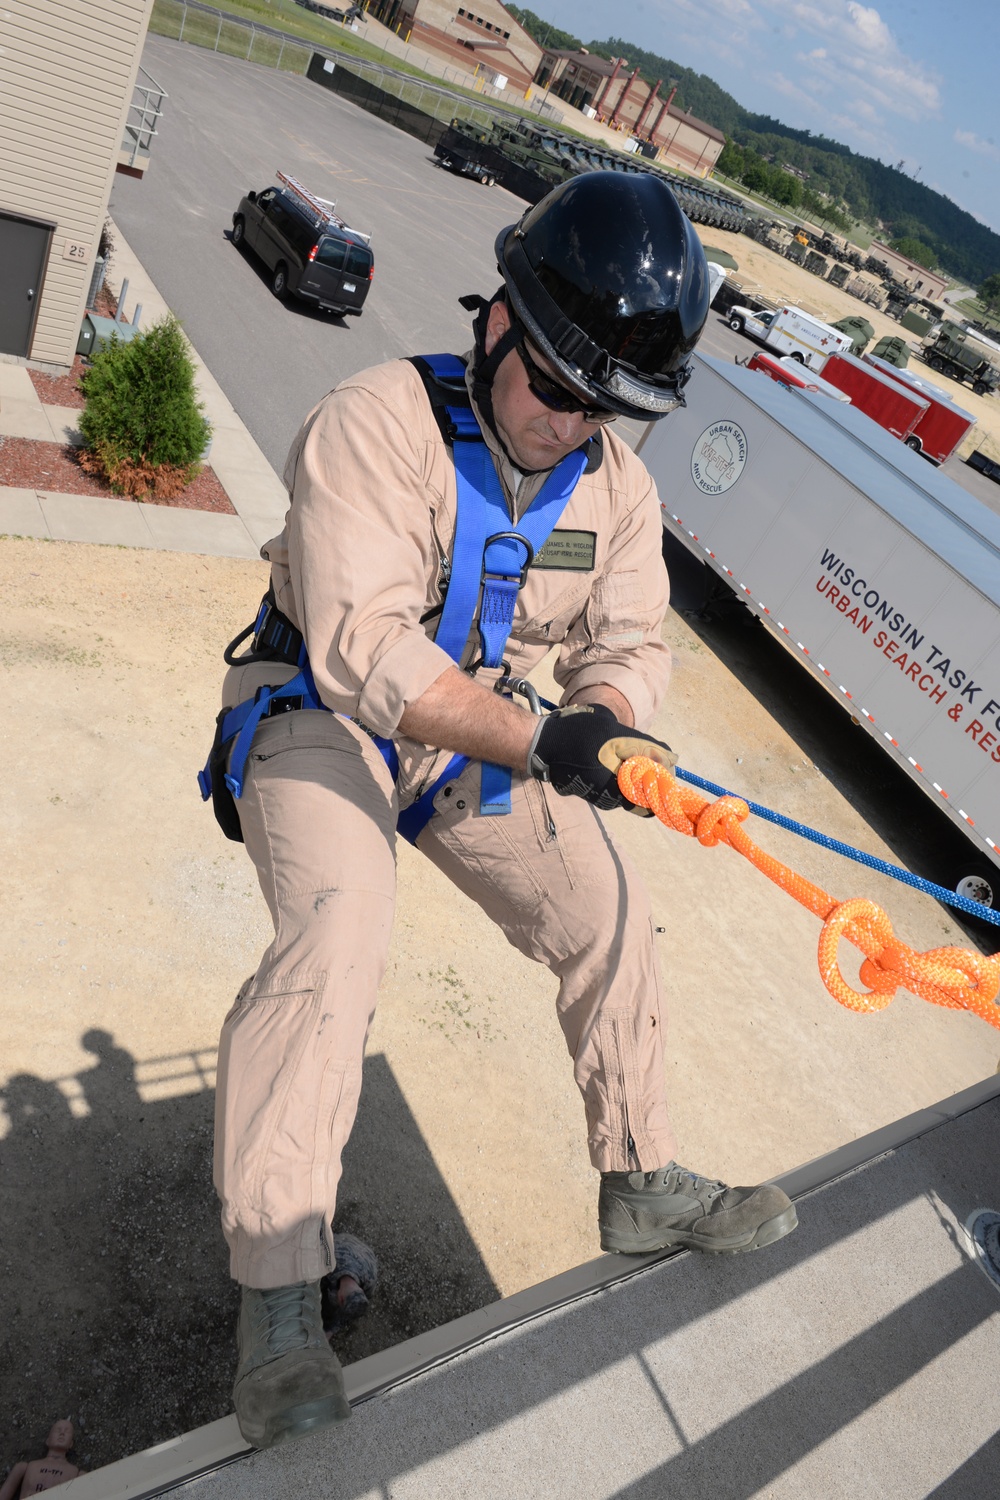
[484,297,512,357]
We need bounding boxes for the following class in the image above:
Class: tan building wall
[0,0,153,368]
[547,61,724,179]
[869,241,948,301]
[655,113,724,179]
[371,0,539,91]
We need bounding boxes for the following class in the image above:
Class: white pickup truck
[727,304,854,370]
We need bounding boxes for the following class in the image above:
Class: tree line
[506,10,1000,288]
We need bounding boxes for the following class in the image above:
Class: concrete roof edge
[56,1069,1000,1499]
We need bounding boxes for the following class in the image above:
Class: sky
[530,0,1000,240]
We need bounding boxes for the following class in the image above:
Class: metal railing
[121,64,169,167]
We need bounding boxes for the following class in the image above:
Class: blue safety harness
[200,354,589,846]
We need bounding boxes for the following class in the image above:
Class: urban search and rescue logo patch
[691,421,749,495]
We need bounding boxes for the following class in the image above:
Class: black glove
[527,705,676,811]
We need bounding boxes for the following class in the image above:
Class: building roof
[545,47,618,76]
[662,101,725,143]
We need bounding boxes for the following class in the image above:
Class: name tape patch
[532,530,597,571]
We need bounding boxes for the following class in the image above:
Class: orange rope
[617,756,1000,1031]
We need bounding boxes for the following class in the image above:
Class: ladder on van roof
[276,169,372,245]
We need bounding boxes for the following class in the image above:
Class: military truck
[432,118,747,230]
[922,326,1000,397]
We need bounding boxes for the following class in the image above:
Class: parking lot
[109,35,526,471]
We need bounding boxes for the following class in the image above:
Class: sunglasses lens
[532,375,576,412]
[517,340,615,423]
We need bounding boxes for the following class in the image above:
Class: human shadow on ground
[0,1040,498,1475]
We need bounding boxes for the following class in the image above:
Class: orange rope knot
[616,755,1000,1033]
[694,794,749,847]
[617,755,699,836]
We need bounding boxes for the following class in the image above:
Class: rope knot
[618,756,696,836]
[695,794,750,848]
[617,756,1000,1032]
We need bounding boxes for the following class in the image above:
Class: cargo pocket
[584,569,648,655]
[427,772,549,912]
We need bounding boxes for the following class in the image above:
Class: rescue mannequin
[206,171,799,1450]
[0,1420,82,1497]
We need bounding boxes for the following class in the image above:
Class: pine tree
[79,316,211,498]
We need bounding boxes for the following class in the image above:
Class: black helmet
[495,172,710,420]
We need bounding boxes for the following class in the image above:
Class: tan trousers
[214,707,676,1288]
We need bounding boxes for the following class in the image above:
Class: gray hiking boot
[599,1163,797,1256]
[233,1281,352,1449]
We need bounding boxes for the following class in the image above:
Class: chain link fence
[150,0,542,143]
[150,0,314,72]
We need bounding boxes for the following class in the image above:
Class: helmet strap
[459,289,522,461]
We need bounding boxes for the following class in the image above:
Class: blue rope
[529,689,998,928]
[674,766,1000,928]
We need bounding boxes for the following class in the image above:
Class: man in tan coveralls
[211,173,797,1449]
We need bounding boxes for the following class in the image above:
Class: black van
[231,180,374,317]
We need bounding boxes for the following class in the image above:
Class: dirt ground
[2,535,998,1473]
[696,226,1000,463]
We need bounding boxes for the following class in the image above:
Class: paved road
[110,34,525,472]
[113,35,998,510]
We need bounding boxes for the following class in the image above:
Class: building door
[0,212,52,359]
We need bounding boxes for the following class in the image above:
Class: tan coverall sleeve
[553,469,671,730]
[284,381,455,737]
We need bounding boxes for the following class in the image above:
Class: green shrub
[78,316,211,498]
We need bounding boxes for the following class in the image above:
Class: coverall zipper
[614,1013,638,1166]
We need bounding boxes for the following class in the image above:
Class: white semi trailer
[640,355,1000,906]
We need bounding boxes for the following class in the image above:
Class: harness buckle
[481,530,534,588]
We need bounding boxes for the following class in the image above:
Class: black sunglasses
[514,337,617,425]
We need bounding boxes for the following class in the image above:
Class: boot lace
[253,1283,317,1357]
[661,1164,727,1205]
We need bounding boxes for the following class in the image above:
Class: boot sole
[600,1202,798,1256]
[258,1392,352,1449]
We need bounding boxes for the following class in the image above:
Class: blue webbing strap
[437,439,588,816]
[199,665,398,805]
[396,751,470,846]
